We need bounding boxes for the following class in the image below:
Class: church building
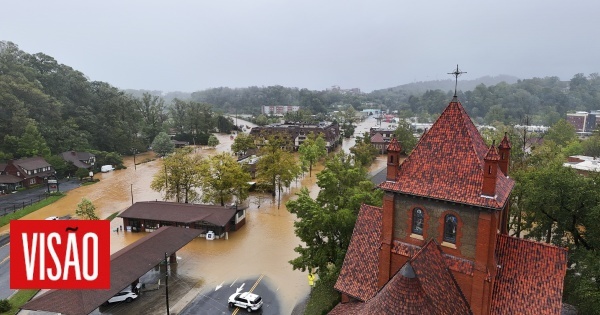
[330,94,568,314]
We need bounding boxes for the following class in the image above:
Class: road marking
[0,243,9,250]
[0,256,9,265]
[230,278,238,287]
[231,274,265,315]
[215,281,224,291]
[236,283,245,294]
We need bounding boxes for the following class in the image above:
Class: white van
[101,165,115,173]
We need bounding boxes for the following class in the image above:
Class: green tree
[45,155,68,178]
[517,162,600,313]
[75,198,99,220]
[151,147,203,203]
[17,119,51,158]
[231,133,257,157]
[137,92,166,146]
[350,132,379,167]
[583,133,600,157]
[207,134,220,148]
[151,132,175,157]
[254,114,268,126]
[546,119,577,147]
[298,133,327,177]
[200,152,251,206]
[393,120,417,155]
[286,152,383,282]
[75,167,90,180]
[256,135,302,206]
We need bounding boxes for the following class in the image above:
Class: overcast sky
[2,1,599,93]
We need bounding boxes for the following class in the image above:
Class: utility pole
[165,252,170,315]
[131,148,137,170]
[164,163,168,195]
[130,184,134,205]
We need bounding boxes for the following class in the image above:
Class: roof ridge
[456,100,486,169]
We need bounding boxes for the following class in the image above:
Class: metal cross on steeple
[448,65,466,97]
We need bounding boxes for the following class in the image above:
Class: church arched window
[412,208,424,235]
[443,214,458,244]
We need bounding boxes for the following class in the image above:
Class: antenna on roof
[448,65,466,97]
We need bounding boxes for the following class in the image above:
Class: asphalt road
[0,242,11,299]
[180,275,279,315]
[0,179,81,215]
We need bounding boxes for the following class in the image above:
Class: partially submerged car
[228,291,263,312]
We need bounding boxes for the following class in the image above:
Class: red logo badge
[10,220,110,289]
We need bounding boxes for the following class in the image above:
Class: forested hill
[0,41,232,163]
[375,74,520,95]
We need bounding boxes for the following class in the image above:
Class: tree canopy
[298,133,328,177]
[199,152,251,206]
[286,152,383,282]
[75,198,99,220]
[151,132,175,157]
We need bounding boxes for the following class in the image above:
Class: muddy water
[9,116,390,314]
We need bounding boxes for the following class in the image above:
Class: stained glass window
[412,208,424,235]
[444,214,458,243]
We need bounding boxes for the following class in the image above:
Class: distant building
[566,111,597,135]
[250,121,341,152]
[60,151,96,169]
[369,127,395,141]
[261,105,300,116]
[1,157,55,188]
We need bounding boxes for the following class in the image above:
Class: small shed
[118,201,246,239]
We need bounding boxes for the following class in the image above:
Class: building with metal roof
[118,201,246,239]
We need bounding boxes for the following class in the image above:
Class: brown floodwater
[8,116,391,314]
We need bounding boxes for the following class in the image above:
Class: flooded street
[9,116,390,314]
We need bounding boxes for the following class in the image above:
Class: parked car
[228,291,263,312]
[101,165,115,173]
[105,290,138,304]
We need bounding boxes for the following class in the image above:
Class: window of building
[412,208,424,235]
[29,179,36,185]
[443,214,458,243]
[17,172,20,176]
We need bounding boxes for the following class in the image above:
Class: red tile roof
[498,133,511,149]
[386,137,402,152]
[410,240,472,314]
[491,234,568,315]
[379,97,514,209]
[485,143,500,161]
[334,204,382,301]
[331,239,472,315]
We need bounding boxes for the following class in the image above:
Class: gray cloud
[2,0,599,92]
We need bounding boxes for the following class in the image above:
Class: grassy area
[303,277,340,315]
[82,179,100,186]
[2,289,39,314]
[0,195,65,228]
[105,211,120,221]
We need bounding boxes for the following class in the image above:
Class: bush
[0,299,11,312]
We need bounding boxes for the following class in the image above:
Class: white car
[228,291,263,312]
[106,291,138,304]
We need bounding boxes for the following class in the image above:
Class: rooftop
[379,97,514,209]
